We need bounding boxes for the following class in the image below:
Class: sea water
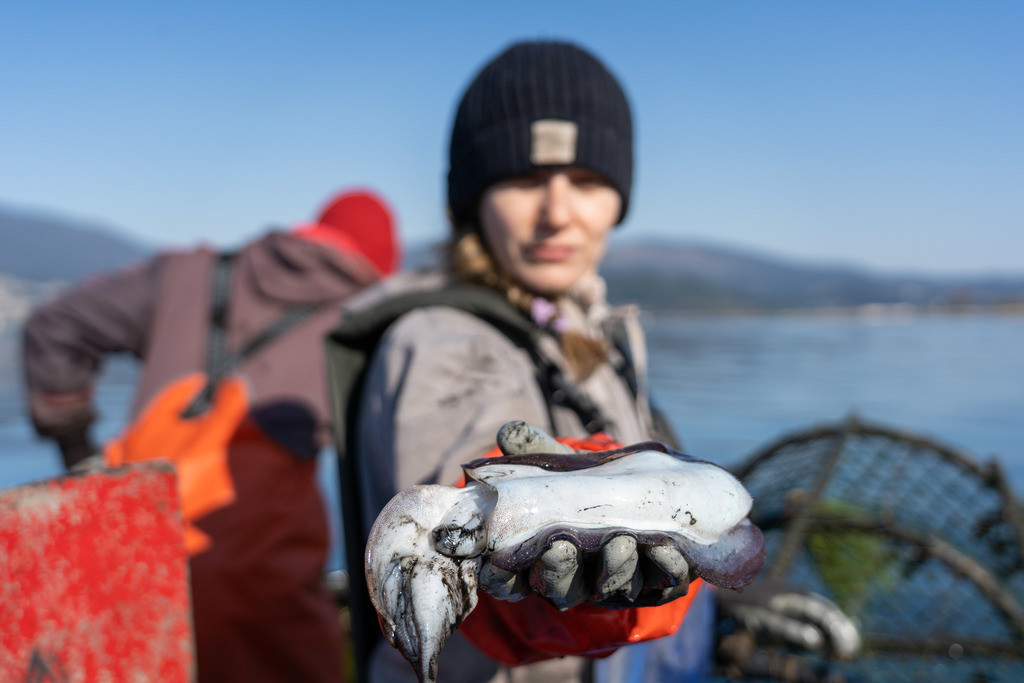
[644,311,1024,486]
[2,312,1023,571]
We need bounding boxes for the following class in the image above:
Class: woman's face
[479,168,621,298]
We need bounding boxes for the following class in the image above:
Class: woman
[337,40,717,682]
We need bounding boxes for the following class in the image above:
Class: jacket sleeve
[22,256,163,467]
[356,307,695,665]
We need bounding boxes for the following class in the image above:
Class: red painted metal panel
[0,463,194,681]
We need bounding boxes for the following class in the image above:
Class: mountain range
[600,240,1024,312]
[0,206,151,284]
[2,203,1023,318]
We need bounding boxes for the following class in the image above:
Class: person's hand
[473,421,694,610]
[68,454,107,473]
[55,427,100,471]
[717,578,862,659]
[478,533,694,610]
[368,420,762,681]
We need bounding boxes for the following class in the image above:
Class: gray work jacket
[348,271,658,683]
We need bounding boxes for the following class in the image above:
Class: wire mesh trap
[727,415,1024,682]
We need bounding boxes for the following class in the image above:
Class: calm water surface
[2,312,1023,568]
[645,312,1024,488]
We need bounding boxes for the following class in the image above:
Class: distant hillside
[602,240,1024,312]
[3,204,1023,315]
[0,205,151,284]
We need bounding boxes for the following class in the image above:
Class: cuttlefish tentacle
[364,485,485,683]
[365,426,765,683]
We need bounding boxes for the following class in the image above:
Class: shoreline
[639,301,1024,320]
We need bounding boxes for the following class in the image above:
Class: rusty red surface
[0,462,194,682]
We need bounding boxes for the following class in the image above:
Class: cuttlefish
[365,422,765,683]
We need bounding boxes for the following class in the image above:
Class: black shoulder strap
[181,252,323,418]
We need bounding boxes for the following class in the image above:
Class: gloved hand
[69,454,107,473]
[55,427,100,471]
[474,421,695,610]
[367,420,758,678]
[478,529,695,610]
[716,578,862,659]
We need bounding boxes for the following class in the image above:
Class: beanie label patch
[530,119,578,165]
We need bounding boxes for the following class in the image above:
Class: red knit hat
[293,189,400,276]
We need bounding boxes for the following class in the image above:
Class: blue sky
[2,1,1022,275]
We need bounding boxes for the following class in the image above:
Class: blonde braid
[447,232,533,311]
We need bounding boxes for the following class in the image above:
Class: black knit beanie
[447,40,633,227]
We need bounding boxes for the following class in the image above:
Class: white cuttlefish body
[365,427,765,683]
